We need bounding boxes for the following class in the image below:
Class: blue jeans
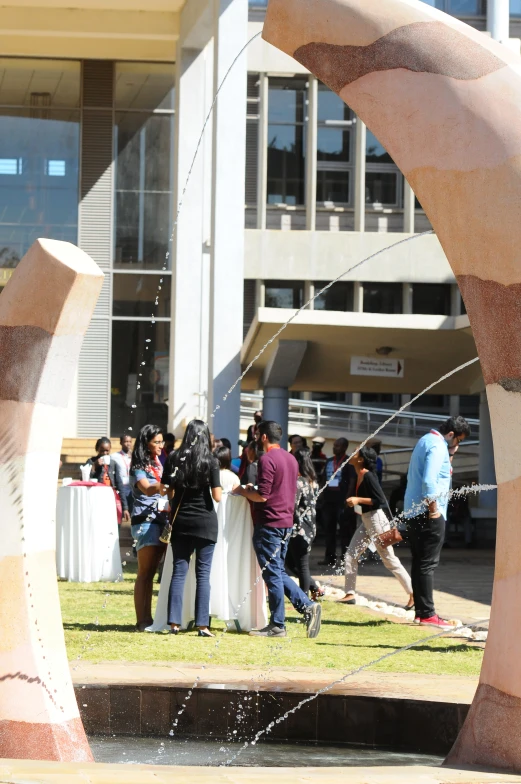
[252,525,312,628]
[168,535,215,627]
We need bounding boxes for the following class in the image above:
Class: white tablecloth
[56,485,123,582]
[148,493,268,632]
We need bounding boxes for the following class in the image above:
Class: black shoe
[170,627,179,635]
[249,623,287,637]
[304,603,322,639]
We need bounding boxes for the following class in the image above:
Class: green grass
[59,565,483,677]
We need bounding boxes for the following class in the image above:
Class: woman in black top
[285,448,324,600]
[162,420,222,637]
[337,446,413,609]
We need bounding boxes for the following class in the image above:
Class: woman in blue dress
[130,424,168,631]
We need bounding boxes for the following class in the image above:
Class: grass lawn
[59,564,483,677]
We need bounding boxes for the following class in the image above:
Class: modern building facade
[0,0,517,459]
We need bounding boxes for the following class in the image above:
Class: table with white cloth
[147,493,268,633]
[56,484,123,582]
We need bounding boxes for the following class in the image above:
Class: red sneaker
[419,615,457,630]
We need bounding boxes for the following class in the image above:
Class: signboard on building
[350,356,404,378]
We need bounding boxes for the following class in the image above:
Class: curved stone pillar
[0,239,103,761]
[263,0,521,772]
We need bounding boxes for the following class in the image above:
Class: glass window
[115,63,175,111]
[111,321,170,436]
[317,84,353,208]
[363,283,403,314]
[265,281,303,309]
[412,283,451,315]
[314,281,354,311]
[511,0,521,14]
[366,131,393,164]
[317,171,350,203]
[113,274,171,318]
[0,109,80,269]
[114,112,174,270]
[365,172,398,205]
[361,393,399,409]
[267,77,306,206]
[0,58,81,108]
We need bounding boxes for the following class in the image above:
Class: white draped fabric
[56,485,123,583]
[147,493,268,632]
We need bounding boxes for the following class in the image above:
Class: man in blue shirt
[404,416,471,629]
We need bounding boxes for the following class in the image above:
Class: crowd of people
[83,410,471,637]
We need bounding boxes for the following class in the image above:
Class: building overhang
[241,308,480,395]
[0,0,188,61]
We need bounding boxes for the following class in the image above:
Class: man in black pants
[318,438,357,566]
[404,416,471,629]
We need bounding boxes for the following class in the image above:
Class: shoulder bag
[159,490,185,545]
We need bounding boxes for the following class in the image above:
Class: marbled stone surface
[262,0,521,771]
[0,239,103,761]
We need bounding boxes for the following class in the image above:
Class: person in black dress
[162,420,222,637]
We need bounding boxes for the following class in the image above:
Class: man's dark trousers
[323,503,356,564]
[252,525,312,627]
[407,512,445,619]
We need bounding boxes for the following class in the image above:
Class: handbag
[377,526,403,549]
[159,490,184,545]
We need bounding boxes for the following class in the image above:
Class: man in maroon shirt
[234,420,321,638]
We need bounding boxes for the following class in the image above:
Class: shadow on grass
[63,622,138,633]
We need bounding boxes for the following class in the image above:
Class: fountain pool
[89,737,443,768]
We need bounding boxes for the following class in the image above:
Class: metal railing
[240,392,480,443]
[381,441,480,479]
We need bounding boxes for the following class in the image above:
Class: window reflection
[511,0,521,14]
[265,281,303,308]
[314,281,354,311]
[267,77,306,206]
[366,131,393,164]
[113,274,171,318]
[363,283,403,314]
[111,321,170,436]
[114,112,174,269]
[365,172,398,205]
[0,110,79,268]
[420,0,486,12]
[412,284,451,315]
[317,83,353,207]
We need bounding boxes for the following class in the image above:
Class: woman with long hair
[215,445,240,493]
[163,419,222,637]
[285,448,324,600]
[130,424,168,631]
[338,446,413,608]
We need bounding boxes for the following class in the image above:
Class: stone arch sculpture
[0,239,103,761]
[263,0,521,772]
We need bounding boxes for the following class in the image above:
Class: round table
[56,484,123,582]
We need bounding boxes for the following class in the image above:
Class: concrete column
[449,395,460,418]
[403,180,415,234]
[487,0,510,43]
[479,391,497,509]
[263,387,290,445]
[256,72,268,230]
[255,278,265,308]
[170,44,212,435]
[208,0,248,444]
[402,282,413,314]
[354,116,366,233]
[304,280,315,309]
[353,281,364,312]
[352,392,362,406]
[305,75,318,231]
[451,283,462,316]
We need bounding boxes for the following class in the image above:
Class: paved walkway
[310,547,493,625]
[2,759,521,783]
